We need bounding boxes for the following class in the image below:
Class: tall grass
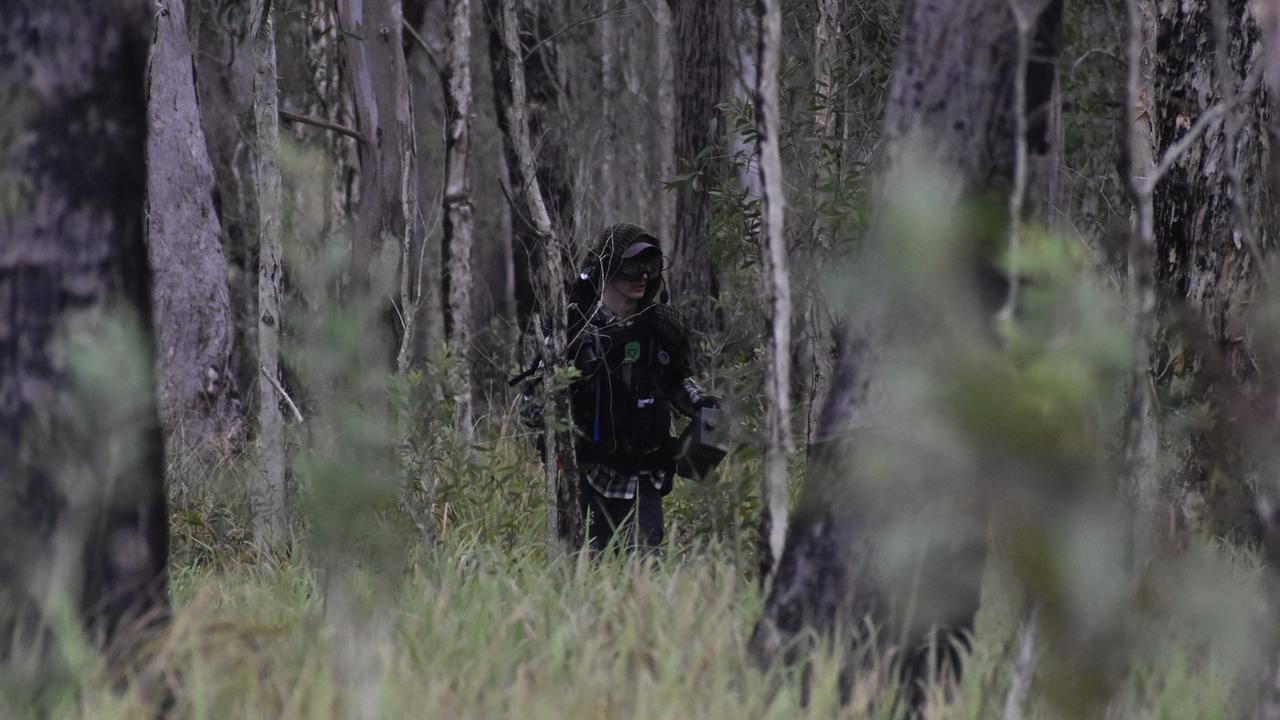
[56,511,1254,719]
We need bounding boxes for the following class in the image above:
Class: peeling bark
[147,0,243,487]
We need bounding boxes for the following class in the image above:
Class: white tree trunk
[443,0,476,445]
[1123,0,1160,572]
[491,0,581,550]
[600,0,619,217]
[756,0,790,584]
[655,0,678,256]
[146,0,243,486]
[250,0,288,553]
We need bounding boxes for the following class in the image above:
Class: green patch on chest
[624,341,642,362]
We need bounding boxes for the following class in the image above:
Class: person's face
[609,254,662,301]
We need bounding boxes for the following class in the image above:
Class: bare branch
[402,18,445,75]
[522,2,630,62]
[277,108,366,145]
[1145,60,1264,190]
[260,365,304,424]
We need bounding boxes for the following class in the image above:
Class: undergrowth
[53,440,1252,720]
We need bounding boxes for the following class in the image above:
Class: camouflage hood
[577,223,665,306]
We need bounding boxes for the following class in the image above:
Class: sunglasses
[616,256,665,281]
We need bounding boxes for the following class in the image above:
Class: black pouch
[675,407,729,480]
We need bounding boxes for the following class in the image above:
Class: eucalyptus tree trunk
[189,0,260,398]
[442,0,476,444]
[302,0,357,236]
[1147,0,1272,540]
[733,3,761,199]
[600,0,619,217]
[755,0,790,586]
[334,0,422,373]
[484,1,573,325]
[813,0,840,144]
[250,0,288,553]
[409,0,448,365]
[654,0,678,257]
[522,4,576,238]
[751,0,1065,697]
[0,0,168,653]
[670,0,723,317]
[1122,0,1160,571]
[487,0,582,551]
[804,0,840,447]
[146,0,243,488]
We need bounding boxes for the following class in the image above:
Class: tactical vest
[570,310,676,470]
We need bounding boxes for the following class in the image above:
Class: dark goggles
[615,256,665,281]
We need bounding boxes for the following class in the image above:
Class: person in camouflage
[563,223,719,553]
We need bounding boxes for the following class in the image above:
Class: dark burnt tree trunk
[750,0,1064,699]
[0,0,168,651]
[484,0,575,327]
[669,0,724,320]
[1149,0,1273,537]
[147,0,243,488]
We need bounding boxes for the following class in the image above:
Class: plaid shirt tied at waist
[582,462,667,500]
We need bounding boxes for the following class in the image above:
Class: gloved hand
[671,377,719,418]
